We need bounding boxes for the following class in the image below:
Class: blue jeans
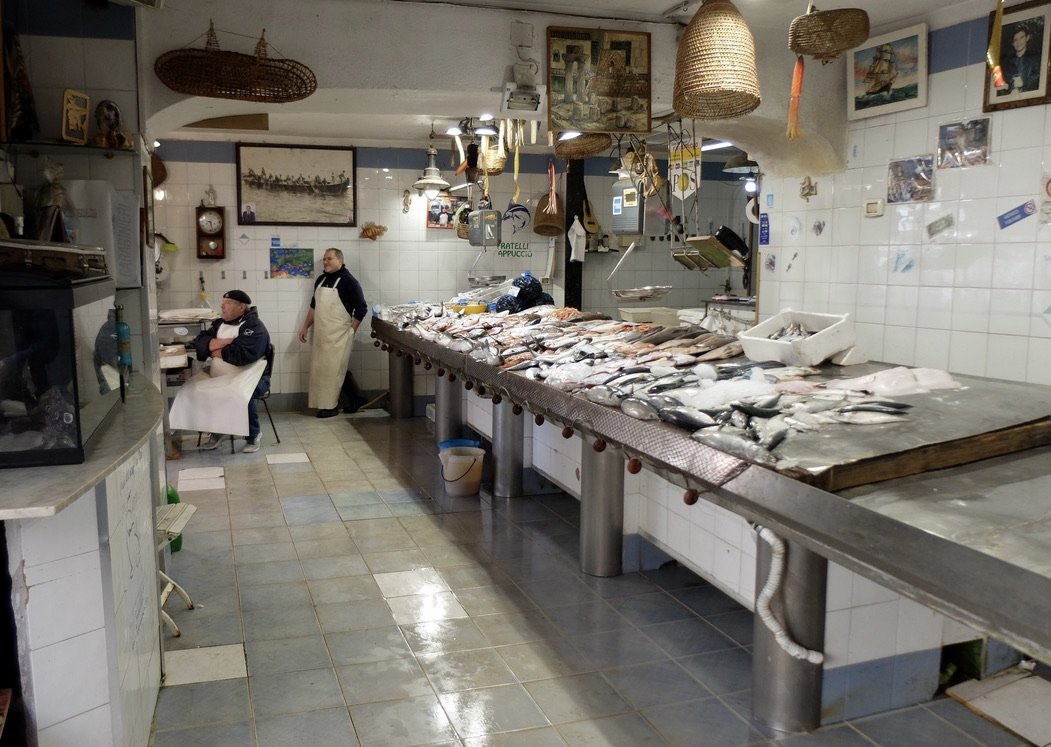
[247,375,270,441]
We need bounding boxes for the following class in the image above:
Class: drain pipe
[752,523,828,733]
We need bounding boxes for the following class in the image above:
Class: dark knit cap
[224,290,252,305]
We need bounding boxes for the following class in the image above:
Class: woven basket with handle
[554,132,612,159]
[789,5,869,62]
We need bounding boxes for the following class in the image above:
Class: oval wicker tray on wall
[154,22,317,104]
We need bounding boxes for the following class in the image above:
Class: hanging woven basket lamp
[786,3,869,139]
[673,0,761,120]
[155,21,317,103]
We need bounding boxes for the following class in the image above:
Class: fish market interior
[1,0,1050,744]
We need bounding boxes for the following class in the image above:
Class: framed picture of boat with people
[846,23,928,120]
[236,143,356,227]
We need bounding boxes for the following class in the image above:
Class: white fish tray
[739,308,860,366]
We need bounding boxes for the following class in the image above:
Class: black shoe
[344,397,368,414]
[316,408,339,418]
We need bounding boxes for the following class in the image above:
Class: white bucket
[439,446,484,496]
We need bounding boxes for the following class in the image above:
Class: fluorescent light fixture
[700,140,732,151]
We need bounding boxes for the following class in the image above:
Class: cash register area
[152,409,1029,747]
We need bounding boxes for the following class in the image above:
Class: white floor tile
[177,477,226,492]
[966,674,1051,746]
[177,467,225,479]
[162,644,247,687]
[266,453,310,464]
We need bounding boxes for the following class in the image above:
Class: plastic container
[166,484,183,552]
[739,308,856,366]
[439,438,481,450]
[619,307,682,326]
[439,446,485,496]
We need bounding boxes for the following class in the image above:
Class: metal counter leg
[388,350,414,419]
[492,398,523,498]
[435,372,463,446]
[752,530,827,732]
[579,437,624,577]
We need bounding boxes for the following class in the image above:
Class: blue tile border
[822,648,943,724]
[12,0,135,40]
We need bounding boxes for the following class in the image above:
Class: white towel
[569,216,587,263]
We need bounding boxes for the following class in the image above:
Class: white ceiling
[154,0,976,150]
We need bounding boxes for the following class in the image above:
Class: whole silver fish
[692,430,778,467]
[621,397,660,420]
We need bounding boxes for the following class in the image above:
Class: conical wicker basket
[554,132,613,159]
[673,0,760,120]
[789,6,869,62]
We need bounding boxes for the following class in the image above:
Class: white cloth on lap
[169,357,266,437]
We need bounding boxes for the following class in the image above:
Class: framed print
[60,89,90,144]
[937,118,991,169]
[847,24,928,120]
[547,26,650,135]
[270,247,314,278]
[887,155,934,204]
[983,0,1051,112]
[236,143,356,226]
[426,192,468,229]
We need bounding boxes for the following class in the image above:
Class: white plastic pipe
[754,524,825,665]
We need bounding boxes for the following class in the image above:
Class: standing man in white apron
[298,248,367,418]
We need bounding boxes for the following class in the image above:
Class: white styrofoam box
[739,308,858,366]
[619,307,682,326]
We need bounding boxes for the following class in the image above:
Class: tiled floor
[152,412,1032,747]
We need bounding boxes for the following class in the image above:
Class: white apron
[308,278,355,409]
[169,322,266,437]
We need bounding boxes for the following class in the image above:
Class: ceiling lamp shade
[788,3,869,63]
[412,144,450,200]
[723,153,759,173]
[673,0,761,120]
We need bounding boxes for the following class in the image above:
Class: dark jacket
[310,266,367,322]
[191,307,272,375]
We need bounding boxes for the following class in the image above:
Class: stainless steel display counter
[372,317,1051,666]
[0,385,165,519]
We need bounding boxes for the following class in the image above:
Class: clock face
[198,209,223,234]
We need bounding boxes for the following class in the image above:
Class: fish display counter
[371,307,1051,711]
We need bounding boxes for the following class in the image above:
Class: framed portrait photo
[426,192,468,229]
[847,24,928,120]
[983,0,1051,112]
[547,26,651,135]
[236,143,356,227]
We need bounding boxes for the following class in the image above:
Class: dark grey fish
[659,406,716,430]
[692,430,778,467]
[584,385,628,406]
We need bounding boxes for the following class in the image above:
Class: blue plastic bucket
[439,439,480,450]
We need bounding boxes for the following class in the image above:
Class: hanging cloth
[308,278,355,409]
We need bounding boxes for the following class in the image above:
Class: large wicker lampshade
[788,4,869,62]
[673,0,761,120]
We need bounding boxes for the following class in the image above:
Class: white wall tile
[848,601,900,664]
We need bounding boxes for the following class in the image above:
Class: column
[492,398,523,498]
[579,435,623,577]
[387,349,414,419]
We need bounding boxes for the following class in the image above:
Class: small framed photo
[887,155,934,204]
[937,118,991,169]
[60,89,90,144]
[847,24,928,120]
[426,192,468,229]
[983,0,1051,112]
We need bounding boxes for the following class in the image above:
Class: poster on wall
[887,156,934,204]
[270,247,314,278]
[847,23,928,120]
[936,118,991,168]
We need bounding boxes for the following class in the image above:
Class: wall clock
[196,202,226,259]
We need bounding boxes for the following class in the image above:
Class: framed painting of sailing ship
[547,27,651,135]
[982,0,1051,113]
[236,143,357,227]
[847,24,928,120]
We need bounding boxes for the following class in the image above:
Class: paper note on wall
[111,190,141,287]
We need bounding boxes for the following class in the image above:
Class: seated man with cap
[169,290,271,453]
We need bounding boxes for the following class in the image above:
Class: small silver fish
[692,430,778,467]
[621,397,660,420]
